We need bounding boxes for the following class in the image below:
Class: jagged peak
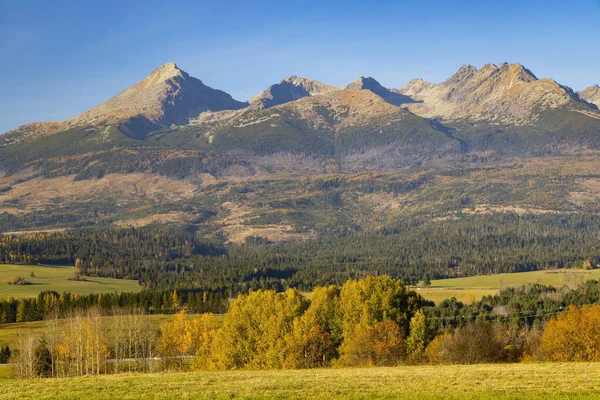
[581,84,600,92]
[404,78,434,86]
[133,62,189,91]
[479,63,498,73]
[579,84,600,107]
[248,76,335,108]
[399,78,436,96]
[498,62,538,81]
[344,76,385,91]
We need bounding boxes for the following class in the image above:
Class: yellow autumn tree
[542,305,600,361]
[189,313,217,371]
[211,289,308,370]
[56,309,109,376]
[336,275,421,365]
[336,320,405,366]
[283,285,342,369]
[406,310,433,363]
[156,310,191,370]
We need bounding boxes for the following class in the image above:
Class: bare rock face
[398,78,436,97]
[248,76,336,109]
[343,77,414,106]
[69,62,247,127]
[402,63,594,124]
[579,85,600,108]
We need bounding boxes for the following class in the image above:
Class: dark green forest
[2,212,600,293]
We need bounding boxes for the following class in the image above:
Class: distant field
[0,264,141,299]
[416,269,600,304]
[0,313,224,349]
[1,362,600,399]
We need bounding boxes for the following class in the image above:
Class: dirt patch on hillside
[0,173,197,213]
[220,224,315,244]
[113,212,197,227]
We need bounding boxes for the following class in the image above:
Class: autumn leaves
[158,276,425,370]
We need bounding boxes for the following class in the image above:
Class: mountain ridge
[580,84,600,108]
[3,61,600,158]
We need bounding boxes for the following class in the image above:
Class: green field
[0,314,224,349]
[0,264,141,299]
[1,362,600,399]
[416,269,600,304]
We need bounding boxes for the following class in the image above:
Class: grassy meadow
[0,313,224,349]
[0,264,141,299]
[1,362,600,399]
[416,269,600,304]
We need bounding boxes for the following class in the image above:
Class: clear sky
[1,0,600,133]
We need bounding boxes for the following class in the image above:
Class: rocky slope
[70,62,246,127]
[194,88,457,163]
[400,63,597,125]
[3,63,247,143]
[580,85,600,108]
[248,76,336,109]
[344,77,414,106]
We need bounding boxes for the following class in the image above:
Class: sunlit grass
[1,362,600,399]
[416,269,600,304]
[0,264,140,299]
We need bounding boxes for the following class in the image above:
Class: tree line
[9,276,600,378]
[2,212,600,293]
[0,289,227,324]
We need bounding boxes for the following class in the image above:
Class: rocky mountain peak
[136,62,188,88]
[579,84,600,108]
[399,78,436,97]
[402,62,591,124]
[344,76,385,92]
[248,76,336,110]
[19,63,247,133]
[344,77,414,106]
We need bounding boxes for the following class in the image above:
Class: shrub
[427,321,505,364]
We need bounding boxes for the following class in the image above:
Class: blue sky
[1,0,600,133]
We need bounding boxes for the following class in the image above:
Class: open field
[416,269,600,304]
[0,264,141,299]
[0,313,224,349]
[1,362,600,399]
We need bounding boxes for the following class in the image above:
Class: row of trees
[9,276,600,378]
[3,212,600,292]
[12,308,157,378]
[0,289,227,324]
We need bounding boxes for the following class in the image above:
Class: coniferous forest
[2,212,600,293]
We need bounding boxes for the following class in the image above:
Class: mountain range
[3,62,599,155]
[1,62,600,239]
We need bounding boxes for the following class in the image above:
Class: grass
[0,313,224,349]
[0,264,141,299]
[1,362,600,399]
[416,269,600,304]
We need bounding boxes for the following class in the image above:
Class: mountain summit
[579,85,600,108]
[249,76,336,109]
[2,63,247,144]
[401,63,592,124]
[69,62,246,128]
[344,77,413,106]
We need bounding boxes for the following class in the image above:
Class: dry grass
[417,269,600,304]
[0,173,196,215]
[1,362,600,399]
